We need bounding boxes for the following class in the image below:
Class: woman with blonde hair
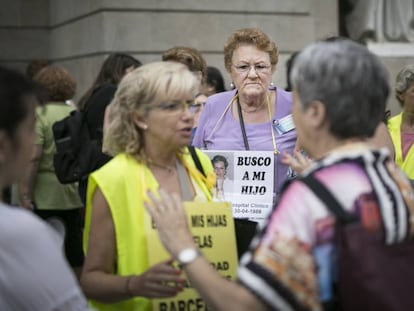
[81,61,215,311]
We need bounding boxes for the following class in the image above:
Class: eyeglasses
[153,100,202,114]
[232,63,271,74]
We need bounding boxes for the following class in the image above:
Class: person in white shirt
[0,66,89,311]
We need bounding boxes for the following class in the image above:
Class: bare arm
[19,144,42,209]
[81,188,185,303]
[145,190,270,311]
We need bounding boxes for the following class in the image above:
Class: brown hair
[162,46,207,83]
[78,53,141,111]
[26,59,50,80]
[33,65,76,101]
[224,28,278,72]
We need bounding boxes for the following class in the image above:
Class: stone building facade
[2,0,410,115]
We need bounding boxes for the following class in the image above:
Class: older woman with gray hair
[388,64,414,181]
[145,40,414,310]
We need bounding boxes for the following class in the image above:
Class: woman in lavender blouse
[192,28,297,199]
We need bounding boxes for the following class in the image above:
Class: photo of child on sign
[211,153,234,201]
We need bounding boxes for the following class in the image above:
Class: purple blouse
[192,87,297,197]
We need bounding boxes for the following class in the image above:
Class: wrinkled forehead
[231,44,270,63]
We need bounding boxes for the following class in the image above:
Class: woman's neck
[238,92,268,113]
[310,136,367,160]
[143,145,177,167]
[402,110,414,127]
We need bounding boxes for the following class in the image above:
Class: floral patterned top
[237,145,414,311]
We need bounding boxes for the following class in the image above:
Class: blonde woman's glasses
[232,63,271,74]
[154,100,202,114]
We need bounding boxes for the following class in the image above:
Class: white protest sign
[204,150,274,224]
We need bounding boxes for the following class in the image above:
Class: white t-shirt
[0,203,89,311]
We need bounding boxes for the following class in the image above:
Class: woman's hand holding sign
[127,258,185,298]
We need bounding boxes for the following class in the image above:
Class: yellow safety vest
[388,113,414,179]
[83,148,215,311]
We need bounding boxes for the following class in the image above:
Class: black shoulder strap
[236,97,250,151]
[74,110,90,153]
[300,174,357,224]
[188,146,206,177]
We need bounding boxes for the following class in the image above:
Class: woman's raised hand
[145,189,196,259]
[282,149,313,175]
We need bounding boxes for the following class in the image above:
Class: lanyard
[236,96,250,150]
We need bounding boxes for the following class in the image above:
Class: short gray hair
[395,64,414,106]
[291,40,389,139]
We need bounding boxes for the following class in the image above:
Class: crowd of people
[1,26,414,311]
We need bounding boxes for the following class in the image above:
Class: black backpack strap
[188,146,206,177]
[300,174,357,224]
[80,106,91,137]
[73,110,90,155]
